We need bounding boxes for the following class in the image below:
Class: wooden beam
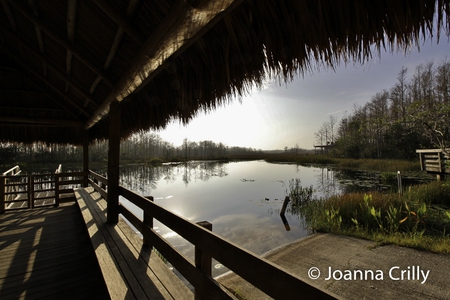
[92,0,145,45]
[1,106,66,113]
[6,0,115,87]
[87,0,141,105]
[84,0,244,129]
[107,101,121,224]
[0,88,46,94]
[27,0,47,77]
[66,0,77,92]
[12,74,82,120]
[3,67,82,120]
[1,0,27,62]
[83,130,89,187]
[0,116,83,127]
[0,25,98,106]
[0,43,91,117]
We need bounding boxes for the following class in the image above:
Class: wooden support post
[397,171,403,196]
[419,152,425,170]
[54,173,60,207]
[29,175,34,209]
[195,221,212,300]
[280,196,290,215]
[143,196,154,248]
[107,101,121,223]
[83,130,89,187]
[0,176,5,214]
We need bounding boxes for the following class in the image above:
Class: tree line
[0,132,261,166]
[315,58,450,159]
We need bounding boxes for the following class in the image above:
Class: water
[114,160,433,277]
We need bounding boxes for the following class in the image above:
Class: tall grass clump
[285,179,313,206]
[299,181,450,253]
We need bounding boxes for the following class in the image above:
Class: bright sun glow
[158,95,268,148]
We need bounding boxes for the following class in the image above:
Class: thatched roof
[1,0,449,145]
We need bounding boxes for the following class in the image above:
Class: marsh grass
[299,181,450,253]
[264,154,420,172]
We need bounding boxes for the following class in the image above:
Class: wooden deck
[0,202,110,299]
[75,187,194,300]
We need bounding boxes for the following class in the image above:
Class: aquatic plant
[298,182,450,253]
[380,172,397,183]
[285,178,313,206]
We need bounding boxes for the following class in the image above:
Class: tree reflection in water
[118,161,228,195]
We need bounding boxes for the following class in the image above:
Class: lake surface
[115,160,433,277]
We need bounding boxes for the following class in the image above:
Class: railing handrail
[417,148,449,176]
[84,170,335,299]
[1,170,85,212]
[416,148,450,154]
[2,165,21,176]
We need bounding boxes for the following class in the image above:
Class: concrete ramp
[218,234,450,299]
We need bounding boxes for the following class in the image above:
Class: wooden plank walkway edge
[75,187,194,300]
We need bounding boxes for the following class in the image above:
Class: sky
[157,36,450,150]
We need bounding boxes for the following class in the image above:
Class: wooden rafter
[0,116,83,127]
[27,0,47,77]
[6,0,115,87]
[92,0,145,46]
[22,75,83,120]
[0,23,98,107]
[66,0,77,93]
[0,45,90,117]
[86,0,141,107]
[84,0,244,129]
[3,106,67,113]
[1,0,27,62]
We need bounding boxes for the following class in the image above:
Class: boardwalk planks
[0,202,110,300]
[75,187,194,299]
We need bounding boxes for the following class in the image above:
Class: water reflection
[317,168,434,196]
[115,161,434,278]
[314,168,339,197]
[119,161,228,195]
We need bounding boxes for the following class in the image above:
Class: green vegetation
[314,59,450,160]
[296,181,450,253]
[285,179,313,207]
[0,133,262,168]
[265,153,420,172]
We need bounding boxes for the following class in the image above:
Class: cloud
[326,110,346,115]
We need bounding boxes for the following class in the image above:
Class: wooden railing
[0,169,86,212]
[86,170,336,299]
[417,149,449,177]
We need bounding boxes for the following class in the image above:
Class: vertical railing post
[0,176,5,214]
[107,101,121,223]
[195,221,213,300]
[83,130,89,187]
[29,175,34,209]
[54,173,60,207]
[143,196,154,248]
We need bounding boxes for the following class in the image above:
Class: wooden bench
[75,187,193,300]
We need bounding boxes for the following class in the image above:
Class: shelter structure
[1,2,450,297]
[1,0,450,222]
